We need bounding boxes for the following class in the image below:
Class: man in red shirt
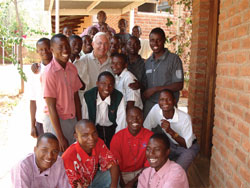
[62,119,119,188]
[110,107,153,187]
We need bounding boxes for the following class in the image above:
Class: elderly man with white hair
[74,32,112,94]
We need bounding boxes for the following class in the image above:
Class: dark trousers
[96,124,116,148]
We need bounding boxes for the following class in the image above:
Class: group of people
[11,10,199,188]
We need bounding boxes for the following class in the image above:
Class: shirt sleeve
[11,162,32,188]
[115,97,126,133]
[98,141,118,171]
[137,170,148,188]
[181,114,194,148]
[143,106,158,130]
[124,73,139,102]
[26,74,37,101]
[171,55,184,83]
[56,159,71,188]
[81,96,89,119]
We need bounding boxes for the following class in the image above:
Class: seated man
[111,53,143,110]
[11,133,71,188]
[62,119,119,188]
[138,133,189,188]
[110,107,153,187]
[82,71,126,148]
[144,89,199,171]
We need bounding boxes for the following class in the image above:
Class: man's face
[146,138,169,171]
[126,38,141,55]
[127,108,143,136]
[70,38,82,56]
[149,33,165,55]
[63,28,72,38]
[97,11,107,24]
[82,36,93,54]
[51,37,71,65]
[34,137,59,172]
[110,38,120,54]
[88,27,98,39]
[75,122,98,154]
[36,41,53,63]
[92,35,109,58]
[118,19,127,32]
[158,91,175,112]
[132,27,141,38]
[96,75,114,100]
[111,56,126,76]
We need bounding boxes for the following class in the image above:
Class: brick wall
[209,0,250,187]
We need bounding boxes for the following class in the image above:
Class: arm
[74,92,82,121]
[143,82,183,99]
[110,165,119,188]
[30,100,37,138]
[161,119,187,148]
[45,97,68,152]
[11,162,32,188]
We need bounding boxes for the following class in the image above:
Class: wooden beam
[51,9,122,15]
[59,0,156,2]
[49,0,55,12]
[86,1,101,12]
[122,1,146,14]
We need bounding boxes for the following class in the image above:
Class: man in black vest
[81,71,126,148]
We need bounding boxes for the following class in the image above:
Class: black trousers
[96,124,117,148]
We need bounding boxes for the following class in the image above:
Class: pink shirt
[41,58,82,120]
[138,159,189,188]
[11,153,71,188]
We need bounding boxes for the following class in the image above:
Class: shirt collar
[115,68,127,79]
[51,58,69,72]
[96,92,111,105]
[90,51,96,60]
[151,159,171,178]
[33,153,51,177]
[150,48,169,62]
[75,142,96,164]
[125,127,145,139]
[159,106,179,123]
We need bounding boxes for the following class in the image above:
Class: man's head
[111,53,127,76]
[100,23,109,33]
[132,25,142,38]
[50,34,71,66]
[36,38,52,65]
[126,107,143,136]
[34,133,59,172]
[96,71,115,100]
[88,26,99,39]
[126,36,141,55]
[149,27,166,55]
[82,35,93,54]
[118,19,128,32]
[92,32,109,59]
[110,36,121,54]
[69,35,83,56]
[75,119,98,155]
[97,11,107,24]
[63,26,73,38]
[158,89,175,113]
[146,133,170,171]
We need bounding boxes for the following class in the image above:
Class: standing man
[143,27,184,117]
[74,32,112,92]
[41,34,82,152]
[80,10,116,37]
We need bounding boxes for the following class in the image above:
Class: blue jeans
[89,170,111,188]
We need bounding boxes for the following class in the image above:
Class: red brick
[242,137,250,152]
[240,65,250,76]
[242,37,250,48]
[233,79,244,90]
[231,15,242,27]
[235,148,247,163]
[239,93,250,108]
[230,129,241,143]
[243,10,250,22]
[228,154,238,170]
[238,0,249,11]
[245,112,250,124]
[235,51,247,64]
[240,166,250,183]
[227,92,237,103]
[231,40,240,49]
[236,25,248,37]
[233,174,242,188]
[226,179,234,188]
[231,104,244,118]
[238,121,249,137]
[224,138,234,152]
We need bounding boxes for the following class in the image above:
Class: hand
[161,119,171,133]
[129,79,140,90]
[143,87,157,99]
[30,126,38,138]
[58,135,69,152]
[31,63,40,74]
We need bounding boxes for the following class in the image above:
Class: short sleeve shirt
[110,128,153,172]
[145,49,184,103]
[41,58,82,120]
[62,139,117,188]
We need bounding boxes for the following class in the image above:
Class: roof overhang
[44,0,157,15]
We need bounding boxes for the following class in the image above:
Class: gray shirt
[144,49,184,115]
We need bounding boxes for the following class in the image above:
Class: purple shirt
[80,23,116,37]
[11,153,71,188]
[138,159,189,188]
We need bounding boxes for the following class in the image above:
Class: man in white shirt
[28,38,52,138]
[81,71,126,148]
[144,89,199,171]
[111,53,143,110]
